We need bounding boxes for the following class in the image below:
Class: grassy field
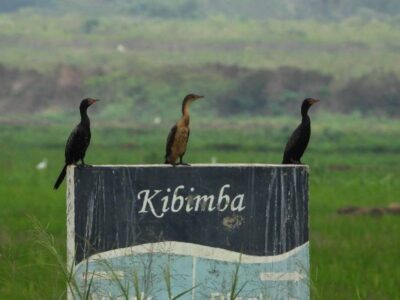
[1,12,400,79]
[1,4,400,299]
[0,115,399,299]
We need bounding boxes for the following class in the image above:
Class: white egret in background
[153,116,162,125]
[116,44,126,53]
[36,159,48,170]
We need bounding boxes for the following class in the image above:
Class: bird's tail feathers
[54,164,67,190]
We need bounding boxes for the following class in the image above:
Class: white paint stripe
[82,164,309,169]
[76,241,308,269]
[260,271,306,282]
[66,166,75,300]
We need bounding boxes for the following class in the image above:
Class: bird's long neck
[180,100,191,127]
[301,105,310,121]
[80,107,90,127]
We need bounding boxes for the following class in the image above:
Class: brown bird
[164,94,204,165]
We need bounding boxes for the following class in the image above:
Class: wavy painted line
[76,241,309,268]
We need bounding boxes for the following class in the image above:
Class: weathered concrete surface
[67,164,309,300]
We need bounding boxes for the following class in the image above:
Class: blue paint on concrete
[73,243,309,300]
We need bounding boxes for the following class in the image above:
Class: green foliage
[338,72,400,117]
[81,19,100,34]
[0,116,399,299]
[229,255,246,300]
[216,67,332,116]
[0,4,400,297]
[1,14,400,77]
[1,13,400,118]
[2,59,400,119]
[131,0,200,19]
[162,263,198,299]
[132,270,142,300]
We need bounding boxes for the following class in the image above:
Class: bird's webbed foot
[164,159,176,166]
[78,160,93,168]
[171,162,190,167]
[178,157,190,166]
[290,159,302,165]
[166,157,190,166]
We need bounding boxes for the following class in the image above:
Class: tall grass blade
[132,269,142,300]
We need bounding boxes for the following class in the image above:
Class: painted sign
[67,164,309,300]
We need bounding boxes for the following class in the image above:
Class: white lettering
[138,190,163,218]
[193,195,215,211]
[231,194,245,211]
[186,196,194,212]
[171,185,185,212]
[217,184,230,211]
[161,194,170,214]
[136,184,246,218]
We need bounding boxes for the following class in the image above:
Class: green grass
[0,115,399,299]
[1,12,400,78]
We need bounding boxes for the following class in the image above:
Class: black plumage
[164,94,203,165]
[282,98,319,164]
[54,98,99,189]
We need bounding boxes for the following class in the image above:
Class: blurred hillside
[0,1,400,120]
[2,64,400,120]
[3,0,400,19]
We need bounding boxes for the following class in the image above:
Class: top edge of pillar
[68,164,309,169]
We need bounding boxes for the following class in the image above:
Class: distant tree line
[0,63,399,118]
[216,66,400,117]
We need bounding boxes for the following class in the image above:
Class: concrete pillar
[67,164,309,300]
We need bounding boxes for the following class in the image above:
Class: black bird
[165,94,204,165]
[54,98,99,189]
[282,98,320,164]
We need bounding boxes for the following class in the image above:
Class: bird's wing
[65,126,80,162]
[283,124,302,157]
[165,125,178,159]
[65,125,89,163]
[181,128,190,157]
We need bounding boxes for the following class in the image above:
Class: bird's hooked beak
[309,99,320,105]
[195,95,204,100]
[88,99,100,105]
